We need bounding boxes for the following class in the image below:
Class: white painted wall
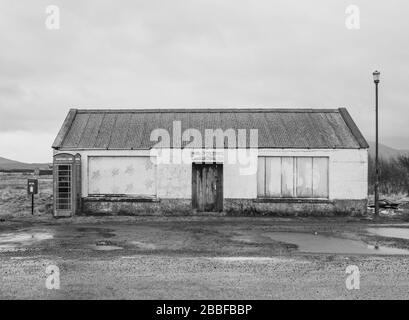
[223,155,257,198]
[55,148,368,200]
[88,156,156,196]
[157,163,191,198]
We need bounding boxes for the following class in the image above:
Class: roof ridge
[75,108,340,113]
[338,108,369,148]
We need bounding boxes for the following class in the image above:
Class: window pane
[265,157,281,197]
[257,157,265,196]
[57,164,71,210]
[281,157,295,197]
[313,157,329,198]
[296,157,313,197]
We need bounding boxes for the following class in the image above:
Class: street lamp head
[373,70,380,83]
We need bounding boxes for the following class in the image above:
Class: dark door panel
[192,163,223,212]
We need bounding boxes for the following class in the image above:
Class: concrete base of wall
[81,197,367,216]
[81,197,192,215]
[224,199,368,216]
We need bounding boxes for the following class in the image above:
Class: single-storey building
[52,108,368,217]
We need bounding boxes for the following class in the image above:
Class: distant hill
[0,156,51,171]
[368,142,409,160]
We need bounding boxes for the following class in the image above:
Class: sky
[0,0,408,163]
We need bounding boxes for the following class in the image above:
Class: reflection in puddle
[0,244,25,252]
[265,232,409,255]
[211,257,305,263]
[214,257,275,262]
[367,228,409,240]
[231,236,255,243]
[131,241,156,250]
[91,240,123,251]
[0,232,53,243]
[0,232,53,252]
[90,244,123,251]
[76,227,115,238]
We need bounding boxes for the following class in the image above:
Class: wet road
[1,216,409,299]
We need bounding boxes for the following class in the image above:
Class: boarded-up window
[265,157,281,197]
[257,157,265,196]
[258,156,328,198]
[88,156,156,196]
[281,157,295,197]
[312,157,329,198]
[296,157,313,197]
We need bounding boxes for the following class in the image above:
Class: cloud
[0,131,54,163]
[0,0,409,161]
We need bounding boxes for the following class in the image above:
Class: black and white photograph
[1,0,409,307]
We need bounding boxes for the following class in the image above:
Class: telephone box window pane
[57,165,71,210]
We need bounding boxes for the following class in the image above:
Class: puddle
[231,234,274,244]
[90,244,123,251]
[231,236,257,243]
[365,245,409,254]
[90,240,123,251]
[76,227,115,238]
[265,232,409,255]
[211,257,304,263]
[0,232,53,243]
[131,241,156,250]
[0,244,26,252]
[0,232,53,252]
[214,257,275,262]
[367,228,409,240]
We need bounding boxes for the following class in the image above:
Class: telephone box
[53,153,82,217]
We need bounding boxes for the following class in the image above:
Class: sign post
[27,179,38,215]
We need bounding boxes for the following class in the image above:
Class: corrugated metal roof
[52,108,368,150]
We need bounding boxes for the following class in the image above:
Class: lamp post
[373,70,380,217]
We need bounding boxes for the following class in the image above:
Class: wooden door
[192,163,223,212]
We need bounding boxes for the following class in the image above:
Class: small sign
[191,149,224,163]
[27,179,38,195]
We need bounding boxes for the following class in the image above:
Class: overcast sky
[0,0,408,162]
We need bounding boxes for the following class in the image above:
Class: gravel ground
[1,216,409,299]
